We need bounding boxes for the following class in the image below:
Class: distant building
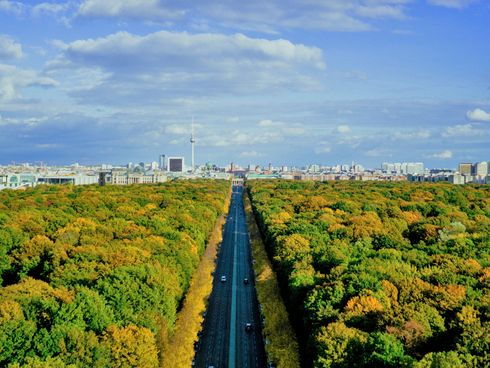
[0,173,37,189]
[449,173,465,185]
[308,164,320,173]
[1,172,98,190]
[475,161,488,177]
[111,172,167,185]
[382,162,424,175]
[150,161,159,170]
[37,174,98,186]
[352,164,364,173]
[159,154,166,170]
[167,157,184,172]
[458,163,472,175]
[246,173,280,180]
[247,164,256,172]
[404,162,424,175]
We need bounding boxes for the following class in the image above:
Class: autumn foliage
[243,192,301,368]
[247,180,490,367]
[0,180,229,367]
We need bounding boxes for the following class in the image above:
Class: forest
[247,180,490,367]
[0,180,230,367]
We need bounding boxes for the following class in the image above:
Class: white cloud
[257,119,306,136]
[61,31,325,70]
[354,4,406,19]
[430,150,453,159]
[47,30,325,104]
[0,1,72,17]
[32,2,71,15]
[366,148,393,157]
[165,124,190,135]
[427,0,475,8]
[258,119,279,127]
[392,129,431,140]
[0,34,22,59]
[227,116,240,123]
[283,126,306,136]
[74,0,412,33]
[315,142,332,154]
[338,135,362,148]
[240,150,262,158]
[165,123,203,135]
[336,124,351,133]
[78,0,185,19]
[0,0,24,15]
[443,124,484,138]
[341,70,369,81]
[199,130,282,147]
[0,64,58,101]
[36,143,61,149]
[202,0,412,33]
[467,108,490,122]
[0,115,49,127]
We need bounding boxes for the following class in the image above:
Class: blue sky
[0,0,489,168]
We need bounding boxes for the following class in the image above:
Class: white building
[111,172,167,185]
[382,162,424,175]
[475,161,488,177]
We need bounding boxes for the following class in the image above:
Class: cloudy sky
[0,0,489,168]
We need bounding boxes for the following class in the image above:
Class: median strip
[228,195,239,368]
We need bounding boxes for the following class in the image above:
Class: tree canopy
[0,180,229,367]
[248,180,490,367]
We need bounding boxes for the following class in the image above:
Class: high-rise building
[167,157,184,172]
[475,161,488,177]
[308,164,320,173]
[352,164,364,173]
[159,154,166,170]
[405,162,424,175]
[458,163,472,175]
[382,162,424,175]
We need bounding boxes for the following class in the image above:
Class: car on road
[245,323,253,332]
[220,275,227,282]
[243,278,249,284]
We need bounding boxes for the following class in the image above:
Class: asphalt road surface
[194,185,267,368]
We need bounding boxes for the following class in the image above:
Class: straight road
[194,185,267,368]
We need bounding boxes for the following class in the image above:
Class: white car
[220,275,227,282]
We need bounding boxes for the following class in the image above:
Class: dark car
[243,278,249,285]
[245,323,253,332]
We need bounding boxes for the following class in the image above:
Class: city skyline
[1,1,490,167]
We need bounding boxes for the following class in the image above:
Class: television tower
[190,117,196,173]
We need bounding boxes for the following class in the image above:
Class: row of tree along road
[247,180,490,367]
[0,180,230,367]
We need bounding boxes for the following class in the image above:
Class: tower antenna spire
[190,117,196,173]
